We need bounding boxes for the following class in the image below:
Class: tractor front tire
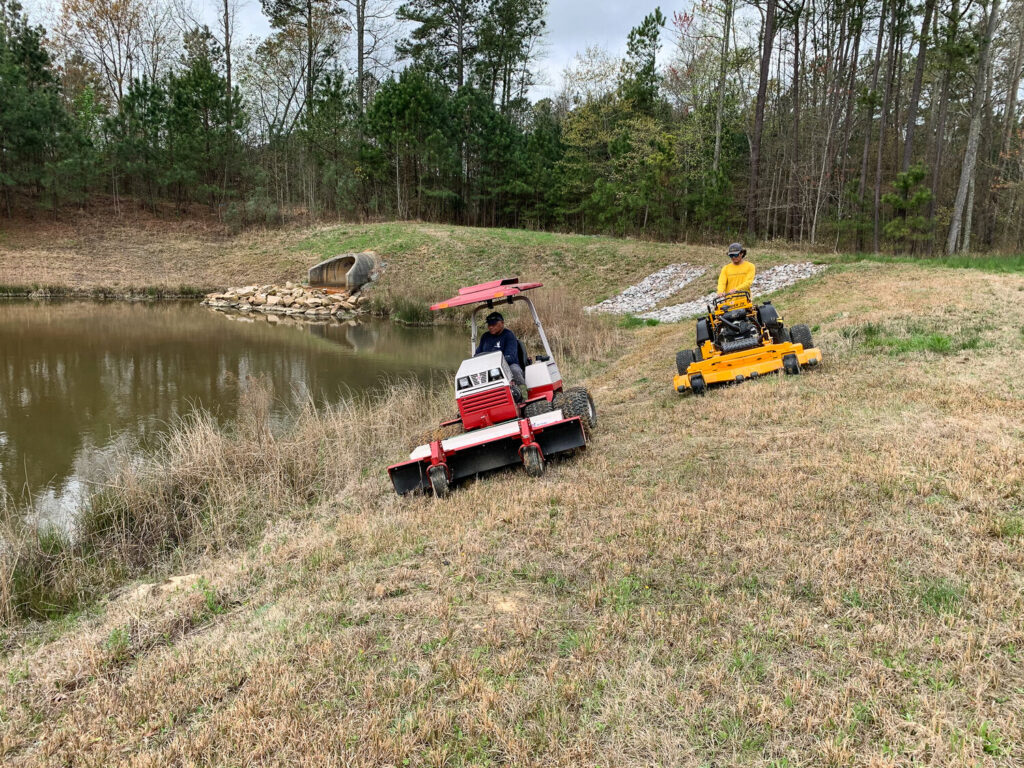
[790,324,813,350]
[689,373,707,395]
[523,399,553,419]
[676,349,696,375]
[522,445,544,477]
[783,353,801,375]
[427,465,450,497]
[562,386,597,436]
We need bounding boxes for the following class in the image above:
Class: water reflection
[0,301,466,512]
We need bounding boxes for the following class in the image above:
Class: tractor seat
[517,340,531,369]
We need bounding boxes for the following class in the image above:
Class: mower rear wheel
[427,465,450,497]
[522,445,544,477]
[790,324,813,350]
[676,349,696,375]
[783,354,801,375]
[523,399,553,419]
[562,386,597,436]
[689,373,707,395]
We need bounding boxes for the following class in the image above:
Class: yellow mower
[674,290,822,394]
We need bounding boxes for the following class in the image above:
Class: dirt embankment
[0,207,321,294]
[1,254,1022,766]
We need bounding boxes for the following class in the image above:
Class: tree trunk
[873,0,900,252]
[357,0,365,111]
[713,0,734,173]
[857,0,887,251]
[786,9,802,239]
[946,0,1001,254]
[901,0,936,171]
[222,0,233,202]
[746,0,778,236]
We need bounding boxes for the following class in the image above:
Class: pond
[0,300,467,524]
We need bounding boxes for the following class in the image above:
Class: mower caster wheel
[522,445,544,477]
[427,465,450,498]
[676,349,697,375]
[523,399,553,419]
[689,373,706,395]
[783,354,801,375]
[562,387,597,436]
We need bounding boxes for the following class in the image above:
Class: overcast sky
[22,0,667,99]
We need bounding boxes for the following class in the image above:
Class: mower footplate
[388,410,586,495]
[674,342,822,392]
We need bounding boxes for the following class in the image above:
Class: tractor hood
[454,352,510,394]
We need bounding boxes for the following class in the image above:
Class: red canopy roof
[430,278,543,310]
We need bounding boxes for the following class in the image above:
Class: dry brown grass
[1,263,1022,766]
[0,208,332,290]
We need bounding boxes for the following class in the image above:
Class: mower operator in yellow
[717,243,756,296]
[674,243,823,395]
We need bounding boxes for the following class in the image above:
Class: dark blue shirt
[476,328,520,367]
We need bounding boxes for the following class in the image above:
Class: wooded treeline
[2,0,1022,252]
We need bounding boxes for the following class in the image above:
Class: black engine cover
[720,335,763,354]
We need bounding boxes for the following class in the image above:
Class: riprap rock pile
[203,282,370,318]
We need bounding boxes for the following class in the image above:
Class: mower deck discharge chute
[388,278,597,496]
[673,290,822,394]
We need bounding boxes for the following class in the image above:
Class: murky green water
[0,301,466,521]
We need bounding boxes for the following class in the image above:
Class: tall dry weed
[0,378,448,625]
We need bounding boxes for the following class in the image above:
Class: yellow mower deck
[673,341,822,391]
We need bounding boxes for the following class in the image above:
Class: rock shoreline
[202,281,370,319]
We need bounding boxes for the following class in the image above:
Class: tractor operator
[716,242,756,297]
[476,311,527,393]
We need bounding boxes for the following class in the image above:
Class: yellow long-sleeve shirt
[717,260,756,293]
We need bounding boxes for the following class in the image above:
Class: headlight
[457,376,471,389]
[488,368,503,381]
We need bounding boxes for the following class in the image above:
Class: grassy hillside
[0,213,771,298]
[1,223,1023,766]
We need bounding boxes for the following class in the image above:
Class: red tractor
[388,278,597,497]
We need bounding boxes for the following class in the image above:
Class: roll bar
[468,295,554,361]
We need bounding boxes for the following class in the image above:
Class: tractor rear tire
[783,353,801,375]
[790,324,813,350]
[522,444,544,477]
[689,373,707,395]
[562,386,597,437]
[676,349,696,375]
[551,390,565,412]
[694,347,703,362]
[427,465,450,497]
[523,399,553,419]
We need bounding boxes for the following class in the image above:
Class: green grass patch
[617,314,660,328]
[988,513,1023,539]
[832,251,1024,274]
[0,283,34,296]
[848,322,982,356]
[916,577,965,614]
[387,295,434,325]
